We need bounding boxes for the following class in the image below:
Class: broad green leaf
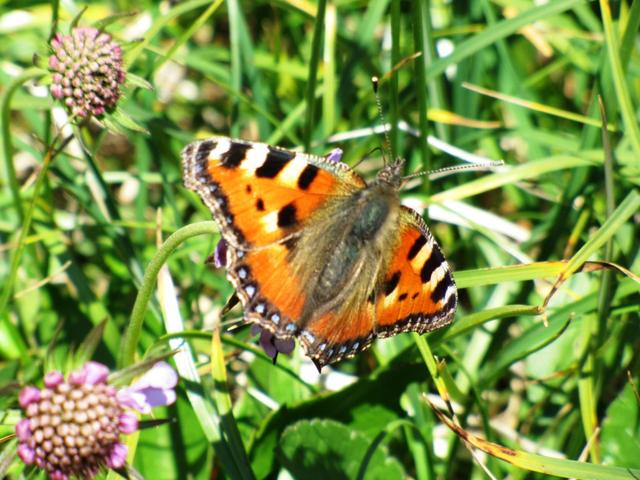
[279,419,405,480]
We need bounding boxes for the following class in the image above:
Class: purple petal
[326,148,344,163]
[213,239,228,268]
[83,361,110,385]
[44,371,64,389]
[106,442,128,469]
[250,324,262,336]
[15,419,31,442]
[117,362,178,413]
[273,337,295,355]
[118,412,139,434]
[259,330,277,359]
[140,387,176,410]
[131,362,178,390]
[17,444,35,465]
[117,389,150,414]
[19,387,40,408]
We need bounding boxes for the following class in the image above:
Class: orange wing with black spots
[183,137,365,248]
[375,207,457,338]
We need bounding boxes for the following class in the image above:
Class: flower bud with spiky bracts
[48,27,126,119]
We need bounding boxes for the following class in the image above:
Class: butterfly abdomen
[310,187,399,307]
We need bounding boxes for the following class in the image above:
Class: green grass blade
[303,0,326,151]
[599,0,640,158]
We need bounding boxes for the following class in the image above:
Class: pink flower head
[15,361,141,479]
[47,26,125,118]
[117,361,178,414]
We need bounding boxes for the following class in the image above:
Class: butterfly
[182,137,457,370]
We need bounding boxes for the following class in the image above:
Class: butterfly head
[376,157,405,190]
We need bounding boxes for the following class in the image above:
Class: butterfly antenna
[372,76,393,165]
[400,160,504,186]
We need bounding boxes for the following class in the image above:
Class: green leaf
[601,384,640,468]
[126,73,154,91]
[279,419,405,480]
[110,106,150,135]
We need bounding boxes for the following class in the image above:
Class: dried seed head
[48,27,125,118]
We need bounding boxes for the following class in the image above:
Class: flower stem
[0,135,72,328]
[119,221,219,368]
[0,67,48,223]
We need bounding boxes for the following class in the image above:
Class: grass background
[1,0,640,479]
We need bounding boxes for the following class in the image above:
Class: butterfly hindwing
[296,208,457,368]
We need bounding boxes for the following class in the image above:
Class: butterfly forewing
[182,137,365,249]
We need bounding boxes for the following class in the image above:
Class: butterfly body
[183,137,457,369]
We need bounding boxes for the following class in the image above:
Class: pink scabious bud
[17,443,36,465]
[15,419,31,442]
[83,361,110,385]
[14,361,143,479]
[47,27,125,119]
[118,412,138,434]
[106,442,128,469]
[18,386,40,408]
[43,370,64,388]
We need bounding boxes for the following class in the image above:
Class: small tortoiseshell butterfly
[182,137,457,369]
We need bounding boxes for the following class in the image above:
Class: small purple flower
[213,238,228,268]
[326,148,344,163]
[251,324,295,362]
[117,361,178,414]
[48,27,125,118]
[15,361,177,479]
